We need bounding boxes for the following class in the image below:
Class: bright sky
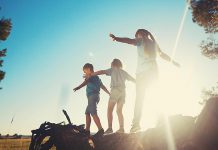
[0,0,218,135]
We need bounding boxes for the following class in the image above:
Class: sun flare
[138,62,202,130]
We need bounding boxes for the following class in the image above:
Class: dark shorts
[85,94,100,116]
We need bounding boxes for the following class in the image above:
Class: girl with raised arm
[109,29,180,132]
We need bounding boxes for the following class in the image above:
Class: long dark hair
[135,29,158,58]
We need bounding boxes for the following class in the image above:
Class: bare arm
[126,72,136,83]
[83,70,109,80]
[109,34,137,46]
[101,84,110,95]
[73,79,88,92]
[91,70,107,76]
[158,48,180,67]
[128,75,136,83]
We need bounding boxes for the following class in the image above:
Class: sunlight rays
[164,115,176,150]
[170,1,190,61]
[142,2,190,150]
[163,2,189,150]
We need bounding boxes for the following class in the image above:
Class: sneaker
[94,128,104,137]
[116,128,125,133]
[104,128,113,134]
[130,125,141,133]
[83,130,90,136]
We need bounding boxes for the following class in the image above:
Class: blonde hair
[111,59,122,68]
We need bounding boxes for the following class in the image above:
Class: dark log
[62,109,73,125]
[192,96,218,150]
[29,97,218,150]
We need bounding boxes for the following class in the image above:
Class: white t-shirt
[136,39,157,74]
[105,68,134,88]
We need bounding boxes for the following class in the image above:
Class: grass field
[0,139,56,150]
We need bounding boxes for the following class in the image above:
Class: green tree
[0,17,12,89]
[189,0,218,59]
[201,82,218,103]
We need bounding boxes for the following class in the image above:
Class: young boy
[84,59,135,134]
[73,63,110,136]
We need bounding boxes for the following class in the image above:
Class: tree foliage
[0,16,12,89]
[0,18,12,41]
[0,49,7,89]
[201,82,218,104]
[201,37,218,59]
[189,0,218,59]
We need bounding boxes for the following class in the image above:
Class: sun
[138,61,202,129]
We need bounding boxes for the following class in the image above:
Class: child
[73,63,110,136]
[84,59,135,134]
[109,29,180,132]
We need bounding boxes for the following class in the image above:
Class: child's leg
[132,73,147,127]
[88,94,103,130]
[85,114,91,131]
[107,100,116,129]
[116,101,124,129]
[92,114,103,130]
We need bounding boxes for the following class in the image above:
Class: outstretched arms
[73,79,88,92]
[109,34,137,46]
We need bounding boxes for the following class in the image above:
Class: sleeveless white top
[136,41,157,74]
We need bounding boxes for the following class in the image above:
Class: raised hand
[73,87,80,92]
[109,33,116,41]
[172,61,181,68]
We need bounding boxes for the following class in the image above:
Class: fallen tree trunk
[192,96,218,150]
[29,97,218,150]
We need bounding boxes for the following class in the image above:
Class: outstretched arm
[84,70,108,79]
[73,79,88,92]
[109,34,137,46]
[91,70,107,76]
[126,72,136,83]
[101,84,110,95]
[158,49,180,67]
[124,70,136,83]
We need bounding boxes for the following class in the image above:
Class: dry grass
[0,139,31,150]
[0,138,56,150]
